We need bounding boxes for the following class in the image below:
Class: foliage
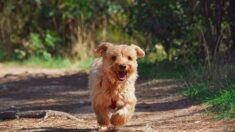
[5,56,94,70]
[208,89,235,119]
[183,63,235,118]
[4,57,75,69]
[0,0,234,62]
[138,60,186,79]
[0,0,122,60]
[130,0,233,62]
[0,0,235,119]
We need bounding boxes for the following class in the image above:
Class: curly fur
[89,42,145,130]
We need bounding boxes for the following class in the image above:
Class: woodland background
[0,0,234,118]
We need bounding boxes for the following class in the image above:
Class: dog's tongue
[118,71,126,81]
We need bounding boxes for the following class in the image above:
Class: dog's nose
[119,64,126,70]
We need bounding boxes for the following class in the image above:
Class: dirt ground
[0,65,234,132]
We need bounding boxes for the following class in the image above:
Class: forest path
[0,66,234,132]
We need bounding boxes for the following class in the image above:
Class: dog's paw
[111,108,129,126]
[111,114,126,126]
[99,126,108,131]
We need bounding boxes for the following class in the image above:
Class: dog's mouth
[117,70,127,81]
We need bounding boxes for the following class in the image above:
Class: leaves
[45,30,60,48]
[0,0,233,62]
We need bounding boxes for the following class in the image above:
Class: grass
[138,59,186,79]
[182,63,235,119]
[3,56,94,70]
[138,58,235,119]
[208,89,235,119]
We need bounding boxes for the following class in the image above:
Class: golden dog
[89,42,145,130]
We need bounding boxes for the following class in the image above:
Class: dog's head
[95,42,145,82]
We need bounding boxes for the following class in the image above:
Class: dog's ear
[95,42,113,57]
[131,44,145,58]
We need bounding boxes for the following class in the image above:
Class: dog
[89,42,145,130]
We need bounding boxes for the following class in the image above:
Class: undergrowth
[3,57,94,70]
[138,59,187,79]
[183,63,235,119]
[139,58,235,119]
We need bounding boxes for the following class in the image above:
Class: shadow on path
[21,127,98,132]
[0,71,194,115]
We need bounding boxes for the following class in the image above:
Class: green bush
[27,31,61,59]
[183,63,235,118]
[138,60,186,79]
[208,89,235,119]
[183,84,206,97]
[0,48,6,61]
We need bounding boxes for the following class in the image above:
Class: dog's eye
[111,56,116,61]
[127,56,132,61]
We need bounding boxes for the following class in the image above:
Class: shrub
[183,63,235,118]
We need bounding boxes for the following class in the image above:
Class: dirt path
[0,67,234,132]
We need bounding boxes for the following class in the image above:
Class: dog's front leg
[93,105,110,130]
[110,102,135,126]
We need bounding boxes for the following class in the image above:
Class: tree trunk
[213,0,224,60]
[201,0,214,62]
[229,0,235,56]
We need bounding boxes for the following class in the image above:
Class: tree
[229,0,235,57]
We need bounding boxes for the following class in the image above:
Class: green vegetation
[4,57,94,70]
[22,57,78,69]
[183,64,235,118]
[138,60,185,79]
[1,0,234,62]
[0,0,235,119]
